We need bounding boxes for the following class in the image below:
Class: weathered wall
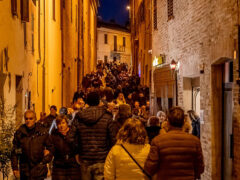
[152,0,239,179]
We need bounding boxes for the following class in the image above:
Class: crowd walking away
[11,61,203,180]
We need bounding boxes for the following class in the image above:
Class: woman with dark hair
[104,118,150,180]
[50,115,81,180]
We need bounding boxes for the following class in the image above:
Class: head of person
[74,97,85,110]
[157,111,167,123]
[134,101,140,109]
[117,104,132,124]
[56,115,69,134]
[147,116,160,127]
[127,93,132,99]
[86,91,100,106]
[117,92,124,100]
[141,105,146,112]
[50,105,57,116]
[146,100,150,107]
[139,92,144,98]
[117,118,148,144]
[24,110,37,128]
[187,110,199,121]
[167,106,185,128]
[103,87,114,102]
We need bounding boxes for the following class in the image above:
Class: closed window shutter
[11,0,17,16]
[168,0,174,20]
[21,0,29,22]
[154,0,157,29]
[53,0,56,21]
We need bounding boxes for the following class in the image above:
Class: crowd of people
[10,61,203,180]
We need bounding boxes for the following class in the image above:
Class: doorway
[211,60,233,180]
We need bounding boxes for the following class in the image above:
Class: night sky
[98,0,129,26]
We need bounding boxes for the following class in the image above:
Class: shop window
[21,0,29,22]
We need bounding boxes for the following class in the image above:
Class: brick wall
[152,0,239,179]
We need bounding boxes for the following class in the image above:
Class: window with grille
[104,34,108,44]
[168,0,174,20]
[21,0,29,22]
[153,0,157,29]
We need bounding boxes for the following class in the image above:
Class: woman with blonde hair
[104,118,151,180]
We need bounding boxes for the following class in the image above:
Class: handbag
[120,144,152,180]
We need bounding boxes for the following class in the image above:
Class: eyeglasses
[25,117,34,120]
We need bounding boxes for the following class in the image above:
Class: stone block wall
[152,0,239,179]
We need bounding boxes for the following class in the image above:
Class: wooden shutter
[53,0,56,21]
[21,0,29,22]
[168,0,174,20]
[11,0,18,16]
[153,0,157,29]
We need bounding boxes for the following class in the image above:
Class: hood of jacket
[77,106,107,126]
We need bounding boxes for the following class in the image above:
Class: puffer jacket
[67,106,117,163]
[144,128,204,180]
[50,130,80,179]
[104,143,150,180]
[11,123,53,179]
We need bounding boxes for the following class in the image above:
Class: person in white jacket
[104,118,151,180]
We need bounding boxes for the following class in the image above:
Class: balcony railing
[113,45,126,53]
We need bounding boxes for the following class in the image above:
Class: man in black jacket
[67,91,116,180]
[11,110,53,180]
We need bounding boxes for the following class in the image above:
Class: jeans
[80,161,104,180]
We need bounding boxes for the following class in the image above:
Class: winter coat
[44,114,57,130]
[144,128,204,180]
[145,126,161,144]
[192,118,200,138]
[11,123,53,179]
[104,143,150,180]
[50,130,80,179]
[67,106,117,164]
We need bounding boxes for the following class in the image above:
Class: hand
[44,149,50,156]
[13,170,20,178]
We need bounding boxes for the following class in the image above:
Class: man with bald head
[11,110,53,180]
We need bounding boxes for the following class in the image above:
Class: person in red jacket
[144,106,204,180]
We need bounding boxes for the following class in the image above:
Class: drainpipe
[42,0,46,112]
[61,0,64,106]
[77,0,81,88]
[37,0,41,97]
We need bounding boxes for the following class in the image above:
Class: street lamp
[170,60,180,106]
[126,5,130,10]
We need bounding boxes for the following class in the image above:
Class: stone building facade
[62,0,99,107]
[0,0,98,126]
[152,0,240,179]
[97,21,132,66]
[131,0,240,179]
[130,0,152,86]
